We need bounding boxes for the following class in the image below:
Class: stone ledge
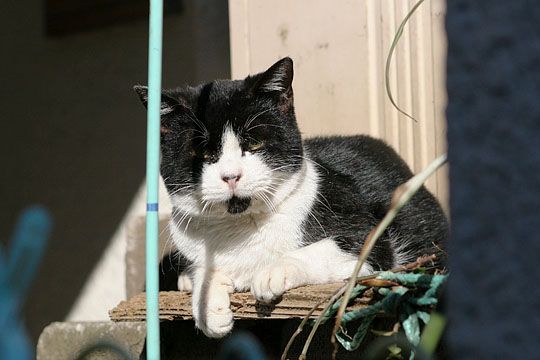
[37,321,146,360]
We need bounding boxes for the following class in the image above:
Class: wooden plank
[110,283,373,322]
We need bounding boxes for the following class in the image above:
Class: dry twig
[281,254,439,360]
[298,287,347,360]
[280,290,340,360]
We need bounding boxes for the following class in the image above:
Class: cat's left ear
[133,85,179,116]
[252,57,294,96]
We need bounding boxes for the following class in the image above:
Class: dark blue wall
[446,2,540,359]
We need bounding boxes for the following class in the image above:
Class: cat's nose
[222,173,241,189]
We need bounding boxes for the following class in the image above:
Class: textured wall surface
[446,1,540,359]
[229,0,448,204]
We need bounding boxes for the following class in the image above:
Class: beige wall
[229,0,448,206]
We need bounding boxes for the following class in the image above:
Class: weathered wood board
[110,283,373,322]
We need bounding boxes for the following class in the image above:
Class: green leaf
[419,312,447,355]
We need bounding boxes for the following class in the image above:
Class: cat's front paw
[196,306,234,338]
[251,259,307,303]
[193,272,234,338]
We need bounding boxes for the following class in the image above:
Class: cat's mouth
[227,196,251,214]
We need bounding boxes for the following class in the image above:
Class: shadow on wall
[0,0,230,343]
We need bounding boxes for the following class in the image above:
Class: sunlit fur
[134,57,448,338]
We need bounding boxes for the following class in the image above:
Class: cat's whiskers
[168,185,195,197]
[257,190,278,214]
[175,209,192,230]
[243,109,272,131]
[209,201,218,216]
[184,216,193,234]
[198,198,222,219]
[162,233,176,271]
[159,206,179,238]
[264,183,280,193]
[168,183,195,188]
[312,189,339,219]
[246,123,285,132]
[200,200,208,214]
[292,154,329,173]
[269,164,299,172]
[271,157,337,220]
[307,208,327,237]
[184,108,209,135]
[257,195,275,214]
[177,109,210,145]
[246,123,286,132]
[261,185,280,200]
[160,206,184,263]
[258,185,277,197]
[200,198,213,215]
[160,231,172,263]
[175,127,205,139]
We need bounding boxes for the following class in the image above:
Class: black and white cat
[134,57,447,338]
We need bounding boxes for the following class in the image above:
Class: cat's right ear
[133,85,179,116]
[133,85,188,134]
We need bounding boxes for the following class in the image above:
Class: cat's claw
[251,260,306,303]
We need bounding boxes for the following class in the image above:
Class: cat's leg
[191,268,235,338]
[251,238,374,302]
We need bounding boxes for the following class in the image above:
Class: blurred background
[3,1,538,359]
[0,0,447,352]
[0,0,230,344]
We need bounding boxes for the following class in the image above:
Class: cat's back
[303,135,447,267]
[304,135,414,196]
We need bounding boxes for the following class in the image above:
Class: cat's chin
[226,196,252,214]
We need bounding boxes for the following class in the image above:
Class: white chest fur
[169,160,318,290]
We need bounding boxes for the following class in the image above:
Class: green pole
[145,0,163,358]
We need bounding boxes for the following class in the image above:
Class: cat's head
[135,57,304,216]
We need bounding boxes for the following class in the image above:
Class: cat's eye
[248,141,264,152]
[203,153,217,162]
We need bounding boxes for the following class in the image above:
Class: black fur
[303,136,447,269]
[135,57,447,283]
[227,196,252,214]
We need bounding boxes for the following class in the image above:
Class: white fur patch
[191,270,234,338]
[251,238,373,302]
[170,159,317,290]
[199,127,275,210]
[167,135,372,336]
[177,274,192,292]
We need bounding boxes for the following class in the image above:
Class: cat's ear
[134,85,190,134]
[133,85,179,116]
[252,57,294,95]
